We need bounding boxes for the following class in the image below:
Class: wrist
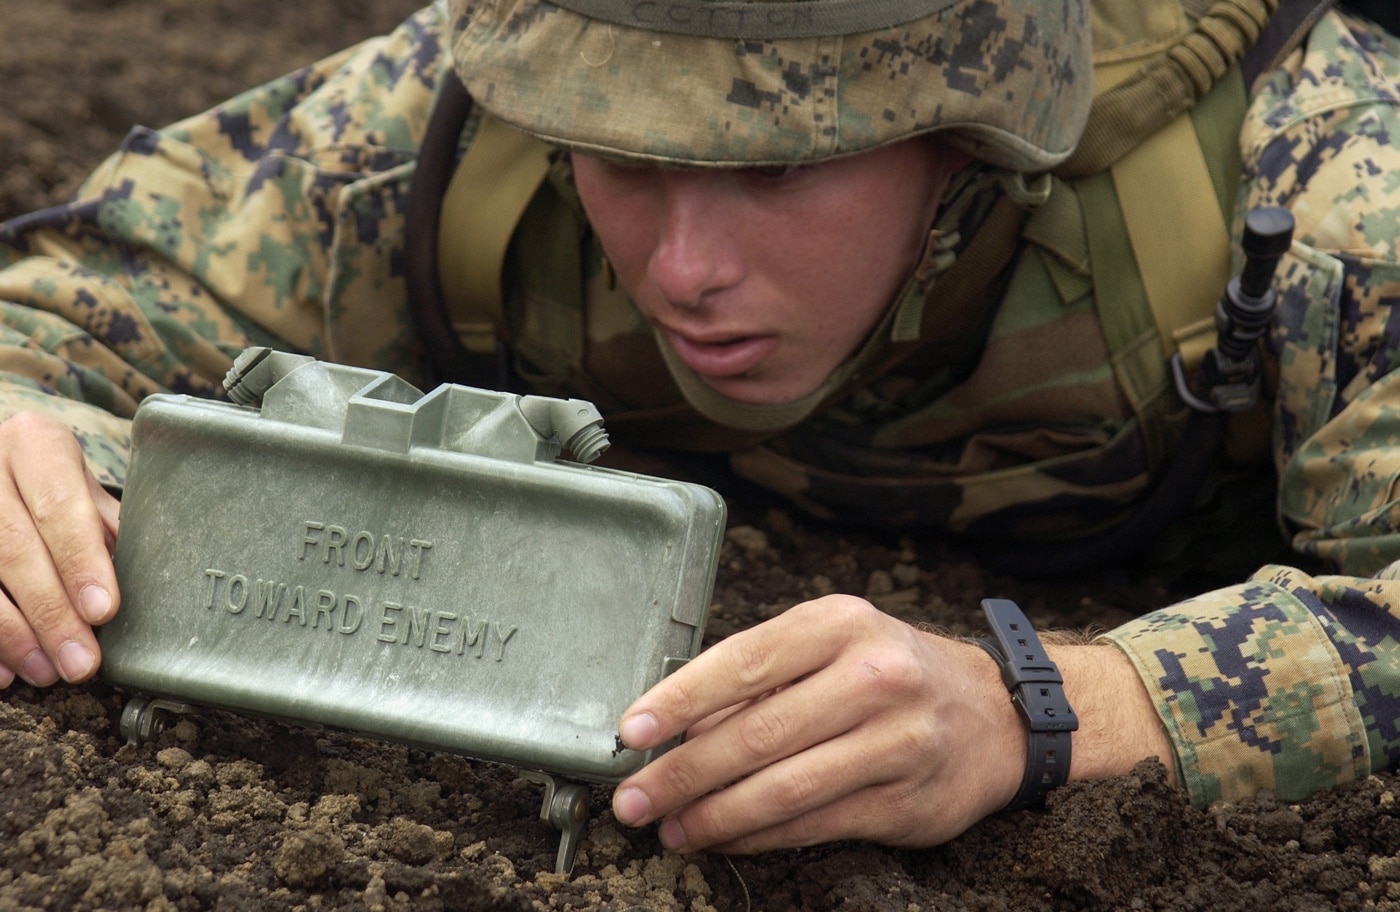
[1048,642,1176,786]
[955,636,1034,816]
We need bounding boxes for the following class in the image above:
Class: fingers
[615,670,863,834]
[617,595,869,753]
[662,679,1008,854]
[13,423,120,624]
[681,740,930,854]
[653,712,928,853]
[86,466,122,548]
[0,413,119,686]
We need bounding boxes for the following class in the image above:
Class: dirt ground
[5,2,1400,910]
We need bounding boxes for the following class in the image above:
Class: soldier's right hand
[0,412,121,687]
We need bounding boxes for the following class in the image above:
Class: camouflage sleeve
[0,3,450,488]
[1104,566,1381,806]
[1105,12,1400,808]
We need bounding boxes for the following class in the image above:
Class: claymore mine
[99,347,727,874]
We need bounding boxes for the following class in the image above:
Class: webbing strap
[1109,99,1232,366]
[1241,0,1336,90]
[1079,173,1162,447]
[437,115,554,354]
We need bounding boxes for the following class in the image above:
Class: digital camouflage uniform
[2,1,1399,811]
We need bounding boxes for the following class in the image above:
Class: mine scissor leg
[524,772,591,875]
[119,694,197,746]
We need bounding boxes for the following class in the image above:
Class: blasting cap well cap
[448,0,1093,171]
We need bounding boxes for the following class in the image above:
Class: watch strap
[977,597,1079,810]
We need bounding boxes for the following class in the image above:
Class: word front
[200,568,518,661]
[298,521,434,580]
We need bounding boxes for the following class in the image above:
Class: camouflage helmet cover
[447,0,1093,171]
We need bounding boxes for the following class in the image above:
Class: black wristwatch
[976,598,1079,810]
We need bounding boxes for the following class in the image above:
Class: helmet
[448,0,1093,172]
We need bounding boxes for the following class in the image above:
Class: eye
[749,164,808,181]
[597,157,650,175]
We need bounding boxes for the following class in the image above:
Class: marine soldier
[2,0,1399,853]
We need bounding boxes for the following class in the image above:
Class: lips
[660,328,780,380]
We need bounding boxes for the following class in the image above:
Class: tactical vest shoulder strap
[1079,58,1243,464]
[436,114,554,356]
[1244,0,1337,90]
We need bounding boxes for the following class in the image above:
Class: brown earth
[5,2,1400,910]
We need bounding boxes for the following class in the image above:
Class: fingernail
[57,642,96,682]
[21,649,59,687]
[613,787,652,826]
[79,585,113,624]
[619,712,658,749]
[0,665,14,689]
[659,818,688,852]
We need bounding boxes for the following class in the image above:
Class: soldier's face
[572,138,969,404]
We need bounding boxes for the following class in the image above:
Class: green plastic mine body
[100,348,726,785]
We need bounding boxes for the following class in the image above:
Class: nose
[647,173,745,310]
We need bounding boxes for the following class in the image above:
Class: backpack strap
[436,115,554,356]
[980,0,1326,574]
[405,70,481,387]
[1090,63,1244,451]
